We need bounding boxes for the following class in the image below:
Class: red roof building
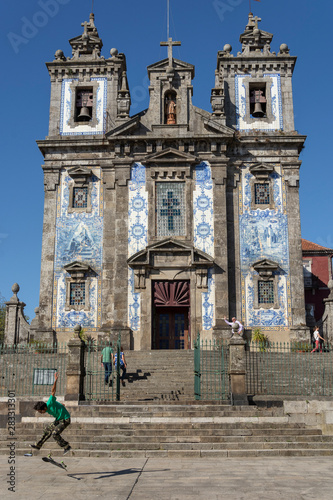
[302,239,333,325]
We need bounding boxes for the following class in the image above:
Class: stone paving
[1,455,333,499]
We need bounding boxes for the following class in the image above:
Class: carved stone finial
[12,283,20,295]
[231,321,239,337]
[54,49,66,61]
[74,324,82,338]
[279,43,290,55]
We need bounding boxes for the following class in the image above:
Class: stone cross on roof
[253,16,262,30]
[160,37,181,67]
[81,21,89,38]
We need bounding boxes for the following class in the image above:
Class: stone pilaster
[283,162,308,329]
[211,161,229,328]
[38,170,59,337]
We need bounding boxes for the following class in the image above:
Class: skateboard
[42,453,67,470]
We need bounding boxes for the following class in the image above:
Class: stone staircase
[2,403,333,458]
[88,350,196,403]
[1,350,333,459]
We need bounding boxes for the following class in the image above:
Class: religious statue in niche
[165,94,177,125]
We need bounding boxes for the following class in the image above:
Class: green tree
[0,293,6,343]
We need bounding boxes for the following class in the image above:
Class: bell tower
[46,12,131,137]
[217,13,296,132]
[215,14,308,340]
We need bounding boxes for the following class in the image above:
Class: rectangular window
[303,259,313,287]
[255,183,270,205]
[156,182,185,237]
[73,187,88,208]
[258,281,274,305]
[70,283,85,306]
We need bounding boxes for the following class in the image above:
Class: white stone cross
[160,37,181,67]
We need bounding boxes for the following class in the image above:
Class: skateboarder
[30,373,71,455]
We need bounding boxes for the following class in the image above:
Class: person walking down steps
[30,373,71,455]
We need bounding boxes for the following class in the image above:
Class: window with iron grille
[73,187,88,208]
[254,183,270,205]
[70,283,85,306]
[156,182,185,237]
[258,280,274,305]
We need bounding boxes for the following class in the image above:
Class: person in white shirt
[224,316,244,337]
[311,326,325,353]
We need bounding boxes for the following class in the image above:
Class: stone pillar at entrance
[228,321,248,405]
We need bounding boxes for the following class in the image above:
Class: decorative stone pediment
[145,148,198,165]
[128,239,214,291]
[68,166,92,186]
[253,259,279,278]
[147,58,195,78]
[249,162,275,180]
[64,261,94,278]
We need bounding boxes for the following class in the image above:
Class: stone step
[5,448,333,459]
[13,440,333,452]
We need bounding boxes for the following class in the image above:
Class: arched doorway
[152,280,190,349]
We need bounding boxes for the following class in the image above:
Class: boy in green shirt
[30,373,71,455]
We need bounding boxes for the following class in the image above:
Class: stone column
[5,284,30,344]
[228,322,248,405]
[65,325,85,401]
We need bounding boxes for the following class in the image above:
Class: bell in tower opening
[165,91,177,124]
[250,87,267,118]
[76,89,93,122]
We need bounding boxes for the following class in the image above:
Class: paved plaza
[1,455,332,499]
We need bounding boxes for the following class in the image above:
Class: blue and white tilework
[59,77,107,136]
[52,168,103,329]
[194,162,215,330]
[128,163,148,331]
[235,73,283,131]
[239,164,291,328]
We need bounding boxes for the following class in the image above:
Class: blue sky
[1,0,332,320]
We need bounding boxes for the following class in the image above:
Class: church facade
[35,13,308,349]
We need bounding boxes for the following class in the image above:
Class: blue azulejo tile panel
[128,163,148,331]
[235,73,283,131]
[194,162,214,257]
[53,168,103,330]
[58,169,101,218]
[239,165,291,328]
[202,269,215,331]
[54,273,100,328]
[194,162,215,330]
[59,77,107,136]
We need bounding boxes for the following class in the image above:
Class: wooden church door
[153,281,190,349]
